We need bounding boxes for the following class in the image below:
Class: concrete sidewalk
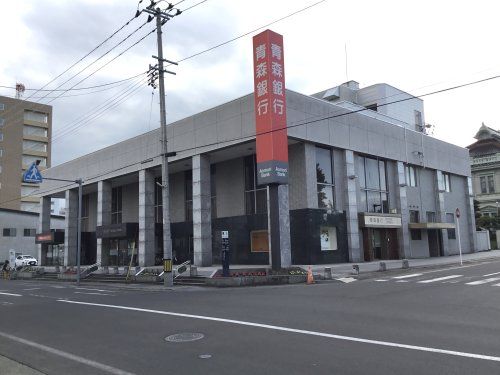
[194,249,500,278]
[0,355,44,375]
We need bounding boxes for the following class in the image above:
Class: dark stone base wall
[290,209,349,264]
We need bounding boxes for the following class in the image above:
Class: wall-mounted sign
[252,29,288,185]
[361,214,402,228]
[250,230,269,253]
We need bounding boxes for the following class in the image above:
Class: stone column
[465,177,477,253]
[277,184,292,267]
[436,171,450,255]
[396,162,411,258]
[97,180,112,265]
[38,196,51,265]
[138,169,155,266]
[344,150,361,262]
[304,143,318,208]
[192,155,212,266]
[64,189,78,266]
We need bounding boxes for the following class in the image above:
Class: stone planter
[58,273,78,280]
[17,272,34,279]
[133,275,161,283]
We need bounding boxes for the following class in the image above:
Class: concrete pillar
[465,177,477,253]
[396,162,411,258]
[277,184,291,267]
[192,155,212,266]
[344,150,361,262]
[38,196,51,265]
[304,143,318,208]
[96,180,112,266]
[436,171,450,255]
[64,189,78,266]
[138,169,155,266]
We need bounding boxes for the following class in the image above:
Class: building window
[0,103,4,110]
[0,133,3,142]
[211,164,217,219]
[111,187,122,224]
[480,175,495,194]
[154,177,163,223]
[244,155,267,215]
[316,147,335,210]
[23,140,47,153]
[185,170,193,221]
[0,149,3,157]
[3,228,17,237]
[357,156,389,213]
[23,229,36,237]
[24,110,48,123]
[23,125,48,137]
[446,213,456,239]
[405,165,417,187]
[414,110,423,131]
[426,211,436,223]
[438,172,451,192]
[0,118,4,127]
[81,195,90,231]
[409,210,421,240]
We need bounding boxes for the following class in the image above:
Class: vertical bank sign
[253,30,288,185]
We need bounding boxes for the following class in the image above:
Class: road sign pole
[455,208,463,266]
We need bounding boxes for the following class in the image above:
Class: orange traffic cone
[306,266,314,284]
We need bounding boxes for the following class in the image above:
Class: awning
[408,222,455,230]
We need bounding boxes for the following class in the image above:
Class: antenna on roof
[344,43,349,82]
[15,83,25,99]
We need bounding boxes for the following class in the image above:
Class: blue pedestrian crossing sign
[23,162,43,183]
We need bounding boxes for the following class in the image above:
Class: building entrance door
[428,230,443,257]
[363,228,400,261]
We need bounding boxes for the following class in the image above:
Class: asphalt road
[1,260,500,375]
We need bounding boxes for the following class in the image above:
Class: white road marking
[50,286,66,289]
[0,292,22,297]
[59,300,500,363]
[0,331,135,375]
[466,277,500,286]
[75,287,112,293]
[374,279,389,282]
[483,271,500,277]
[392,273,423,279]
[336,277,356,283]
[23,288,41,291]
[74,292,113,296]
[418,275,463,283]
[395,280,409,283]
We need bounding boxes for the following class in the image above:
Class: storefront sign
[362,214,402,228]
[252,29,288,185]
[35,230,65,244]
[96,223,138,239]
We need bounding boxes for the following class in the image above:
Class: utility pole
[142,2,180,287]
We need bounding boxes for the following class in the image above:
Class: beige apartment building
[0,95,52,212]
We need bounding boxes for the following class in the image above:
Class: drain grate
[165,333,204,343]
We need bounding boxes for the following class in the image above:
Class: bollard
[402,259,409,269]
[324,267,332,280]
[352,264,359,275]
[379,262,386,272]
[113,266,119,275]
[190,266,198,277]
[103,266,109,275]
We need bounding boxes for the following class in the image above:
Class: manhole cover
[165,333,204,343]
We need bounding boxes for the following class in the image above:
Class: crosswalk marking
[395,280,409,283]
[375,279,389,282]
[466,277,500,286]
[0,292,22,297]
[418,275,463,283]
[393,273,423,279]
[483,271,500,277]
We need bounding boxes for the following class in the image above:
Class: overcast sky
[1,0,500,166]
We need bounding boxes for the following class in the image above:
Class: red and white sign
[252,30,288,185]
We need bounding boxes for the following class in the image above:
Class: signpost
[221,231,230,277]
[455,208,463,266]
[23,161,83,285]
